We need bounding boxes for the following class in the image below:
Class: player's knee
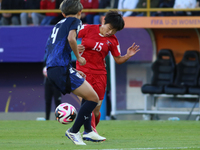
[93,95,99,103]
[85,93,99,103]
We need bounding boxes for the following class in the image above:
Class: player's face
[100,23,117,37]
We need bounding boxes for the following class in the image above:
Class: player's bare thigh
[72,80,99,103]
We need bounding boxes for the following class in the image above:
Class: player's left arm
[113,43,140,64]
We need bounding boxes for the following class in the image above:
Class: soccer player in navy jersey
[45,0,102,145]
[76,11,140,142]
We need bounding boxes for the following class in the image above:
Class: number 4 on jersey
[51,27,59,44]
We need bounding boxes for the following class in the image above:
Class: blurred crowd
[0,0,200,26]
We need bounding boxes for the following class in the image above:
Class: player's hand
[77,70,86,79]
[77,44,85,52]
[127,43,140,57]
[77,56,86,66]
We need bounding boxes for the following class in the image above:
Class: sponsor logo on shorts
[76,72,82,78]
[69,68,75,74]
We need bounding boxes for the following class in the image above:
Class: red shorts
[85,73,107,100]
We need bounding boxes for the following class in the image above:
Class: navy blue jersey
[46,17,82,68]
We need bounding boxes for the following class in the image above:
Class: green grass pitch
[1,120,200,150]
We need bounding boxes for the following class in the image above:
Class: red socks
[91,112,101,133]
[95,112,101,126]
[91,112,96,130]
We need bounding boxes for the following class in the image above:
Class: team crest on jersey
[106,40,112,46]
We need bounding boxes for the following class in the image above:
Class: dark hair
[60,0,83,16]
[104,11,124,31]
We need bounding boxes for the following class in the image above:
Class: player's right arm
[68,30,86,66]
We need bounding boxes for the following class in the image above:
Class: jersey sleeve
[109,36,121,57]
[69,19,81,31]
[78,24,90,38]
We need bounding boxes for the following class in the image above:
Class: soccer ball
[55,103,77,124]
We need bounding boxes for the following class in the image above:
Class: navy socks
[70,100,97,133]
[81,99,93,133]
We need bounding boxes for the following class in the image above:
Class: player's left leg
[92,100,102,127]
[90,74,107,137]
[92,101,102,129]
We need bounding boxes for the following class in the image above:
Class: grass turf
[0,120,200,150]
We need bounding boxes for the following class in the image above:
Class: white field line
[76,147,200,150]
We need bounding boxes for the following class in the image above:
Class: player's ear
[78,10,82,16]
[62,12,66,18]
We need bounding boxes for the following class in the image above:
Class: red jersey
[76,24,121,74]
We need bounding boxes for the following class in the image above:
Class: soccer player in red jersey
[76,11,140,142]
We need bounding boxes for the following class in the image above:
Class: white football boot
[83,131,106,142]
[65,129,86,145]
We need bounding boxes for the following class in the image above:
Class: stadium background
[0,6,200,120]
